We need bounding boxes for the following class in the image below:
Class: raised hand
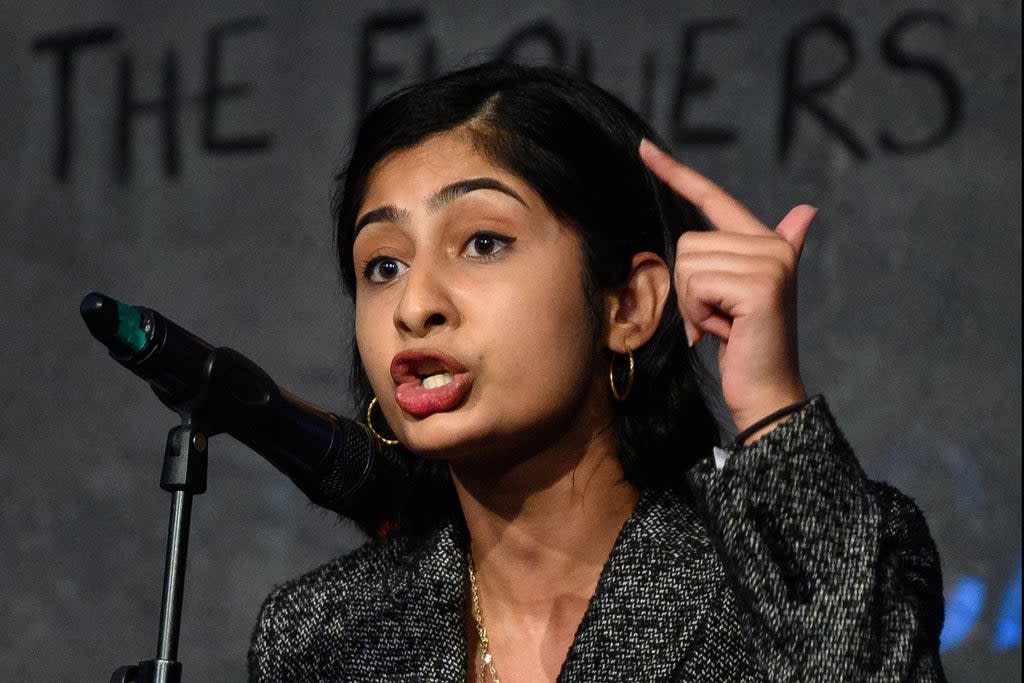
[638,139,813,442]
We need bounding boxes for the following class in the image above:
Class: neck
[446,381,640,681]
[449,419,639,607]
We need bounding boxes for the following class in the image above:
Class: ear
[605,251,671,353]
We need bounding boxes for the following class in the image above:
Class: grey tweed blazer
[248,396,946,681]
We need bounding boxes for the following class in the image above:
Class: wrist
[736,412,797,447]
[732,390,809,449]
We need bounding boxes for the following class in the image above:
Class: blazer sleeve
[687,395,946,682]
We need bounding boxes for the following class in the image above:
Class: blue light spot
[992,555,1021,651]
[940,575,986,652]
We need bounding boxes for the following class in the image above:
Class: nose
[393,260,459,338]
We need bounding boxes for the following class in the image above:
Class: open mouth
[390,350,472,418]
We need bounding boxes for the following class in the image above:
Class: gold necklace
[467,552,501,683]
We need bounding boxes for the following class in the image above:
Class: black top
[248,395,946,681]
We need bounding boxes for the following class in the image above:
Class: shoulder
[631,486,715,553]
[250,533,403,635]
[274,532,413,605]
[247,528,448,681]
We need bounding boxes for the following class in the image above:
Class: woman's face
[352,129,612,462]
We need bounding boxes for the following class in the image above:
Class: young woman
[248,62,945,682]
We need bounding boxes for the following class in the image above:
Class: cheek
[354,298,394,393]
[480,261,597,399]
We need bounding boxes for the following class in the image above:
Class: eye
[363,256,408,283]
[464,231,514,258]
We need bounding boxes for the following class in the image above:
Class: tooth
[421,372,454,389]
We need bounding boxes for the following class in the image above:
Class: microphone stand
[82,289,413,680]
[110,349,229,683]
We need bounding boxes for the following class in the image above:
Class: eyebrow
[354,205,407,234]
[354,177,528,235]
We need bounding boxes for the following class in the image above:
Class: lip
[390,349,473,418]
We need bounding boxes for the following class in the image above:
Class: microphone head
[81,292,118,338]
[80,292,149,356]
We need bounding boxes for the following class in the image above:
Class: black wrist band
[732,399,810,449]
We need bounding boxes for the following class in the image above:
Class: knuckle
[770,259,789,282]
[755,272,781,298]
[674,268,691,295]
[676,231,700,252]
[777,240,798,266]
[681,271,704,300]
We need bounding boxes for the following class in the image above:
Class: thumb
[774,204,817,258]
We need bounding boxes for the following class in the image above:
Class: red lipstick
[390,350,472,418]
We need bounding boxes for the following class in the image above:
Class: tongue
[395,372,472,417]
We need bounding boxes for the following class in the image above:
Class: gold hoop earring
[366,397,400,446]
[609,348,635,402]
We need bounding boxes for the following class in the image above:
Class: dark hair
[333,62,722,533]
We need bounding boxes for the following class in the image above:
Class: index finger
[639,138,768,236]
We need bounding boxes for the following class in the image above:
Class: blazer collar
[557,487,725,681]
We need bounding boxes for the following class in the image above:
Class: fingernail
[683,320,697,347]
[639,138,663,156]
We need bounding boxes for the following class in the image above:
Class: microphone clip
[151,345,279,438]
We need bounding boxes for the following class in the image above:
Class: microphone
[80,292,410,531]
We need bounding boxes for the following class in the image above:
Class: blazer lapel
[350,522,469,682]
[557,488,725,682]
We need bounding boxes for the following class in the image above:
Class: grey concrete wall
[1,1,1019,680]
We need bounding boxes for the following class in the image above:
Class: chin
[396,412,487,459]
[398,416,537,466]
[404,436,494,464]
